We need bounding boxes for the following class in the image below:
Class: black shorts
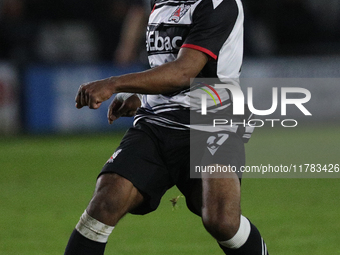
[100,120,245,215]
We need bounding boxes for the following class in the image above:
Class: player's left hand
[75,78,115,109]
[107,94,141,124]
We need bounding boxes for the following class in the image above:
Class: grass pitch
[0,124,339,255]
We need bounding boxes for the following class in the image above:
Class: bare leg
[197,165,269,254]
[86,173,144,226]
[64,173,144,255]
[201,167,241,241]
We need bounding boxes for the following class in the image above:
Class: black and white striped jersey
[134,0,253,141]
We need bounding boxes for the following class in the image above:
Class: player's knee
[86,195,123,227]
[86,174,134,225]
[90,194,120,216]
[202,210,240,240]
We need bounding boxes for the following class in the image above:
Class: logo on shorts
[207,134,229,155]
[168,4,190,23]
[106,149,122,164]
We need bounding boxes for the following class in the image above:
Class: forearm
[113,63,190,94]
[109,48,208,95]
[75,48,208,109]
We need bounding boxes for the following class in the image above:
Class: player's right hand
[107,94,141,124]
[75,78,115,109]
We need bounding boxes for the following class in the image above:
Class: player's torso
[146,0,201,68]
[141,0,202,117]
[137,0,245,131]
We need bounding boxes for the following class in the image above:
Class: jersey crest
[168,4,191,23]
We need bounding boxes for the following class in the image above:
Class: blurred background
[0,0,339,135]
[1,1,339,255]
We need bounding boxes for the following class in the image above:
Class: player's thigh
[200,132,244,238]
[185,131,245,216]
[201,171,241,217]
[86,173,144,226]
[181,171,241,219]
[99,121,173,215]
[201,171,241,240]
[199,131,244,215]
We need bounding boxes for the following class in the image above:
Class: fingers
[107,95,140,124]
[75,85,84,109]
[81,89,88,108]
[107,100,122,124]
[76,85,91,109]
[75,78,116,110]
[88,96,102,109]
[108,100,131,124]
[75,84,102,109]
